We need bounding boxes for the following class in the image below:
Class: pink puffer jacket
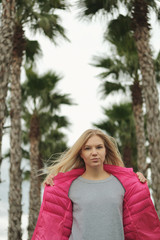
[32,165,160,240]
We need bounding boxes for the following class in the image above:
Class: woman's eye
[84,147,90,150]
[97,146,102,149]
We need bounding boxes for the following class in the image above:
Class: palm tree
[22,68,73,239]
[92,14,147,175]
[94,102,137,170]
[0,0,16,182]
[77,0,160,216]
[132,0,160,216]
[8,1,69,239]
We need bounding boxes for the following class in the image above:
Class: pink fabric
[32,165,160,240]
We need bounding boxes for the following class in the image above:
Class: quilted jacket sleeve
[124,175,160,240]
[31,185,67,240]
[104,165,160,239]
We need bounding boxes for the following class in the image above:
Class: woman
[32,129,160,240]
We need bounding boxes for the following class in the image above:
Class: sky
[0,1,160,240]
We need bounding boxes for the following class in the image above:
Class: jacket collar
[54,164,133,180]
[54,164,137,194]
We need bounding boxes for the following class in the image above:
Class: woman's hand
[136,172,147,183]
[43,173,54,187]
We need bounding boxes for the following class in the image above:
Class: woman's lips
[91,158,99,161]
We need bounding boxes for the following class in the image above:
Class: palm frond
[16,0,69,42]
[100,81,126,95]
[77,0,119,18]
[94,121,117,136]
[30,13,69,42]
[25,39,42,64]
[105,14,137,57]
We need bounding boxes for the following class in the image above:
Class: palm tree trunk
[9,50,22,240]
[130,79,147,175]
[122,143,132,168]
[28,113,41,240]
[133,0,160,217]
[8,24,25,240]
[0,0,15,182]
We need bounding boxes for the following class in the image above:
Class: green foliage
[34,0,67,12]
[92,56,128,79]
[15,0,69,43]
[91,13,141,101]
[22,170,30,181]
[40,129,67,164]
[77,0,119,18]
[105,15,135,54]
[105,14,139,76]
[22,68,73,112]
[30,14,68,42]
[101,81,125,95]
[92,54,132,97]
[25,39,42,65]
[77,0,158,18]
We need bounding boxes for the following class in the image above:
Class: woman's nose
[91,148,97,155]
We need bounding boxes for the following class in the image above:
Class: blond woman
[32,129,160,240]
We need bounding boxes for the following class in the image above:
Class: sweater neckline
[77,174,114,184]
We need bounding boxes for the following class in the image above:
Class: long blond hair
[45,129,124,178]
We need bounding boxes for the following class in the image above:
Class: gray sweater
[68,175,125,240]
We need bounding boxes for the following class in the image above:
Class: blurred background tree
[22,67,73,238]
[0,0,16,183]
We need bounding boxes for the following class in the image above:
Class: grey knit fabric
[68,175,125,240]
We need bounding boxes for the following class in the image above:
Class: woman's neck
[81,166,111,180]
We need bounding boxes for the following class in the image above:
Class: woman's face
[80,135,106,169]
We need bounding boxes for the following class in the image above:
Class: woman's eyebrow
[84,143,104,147]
